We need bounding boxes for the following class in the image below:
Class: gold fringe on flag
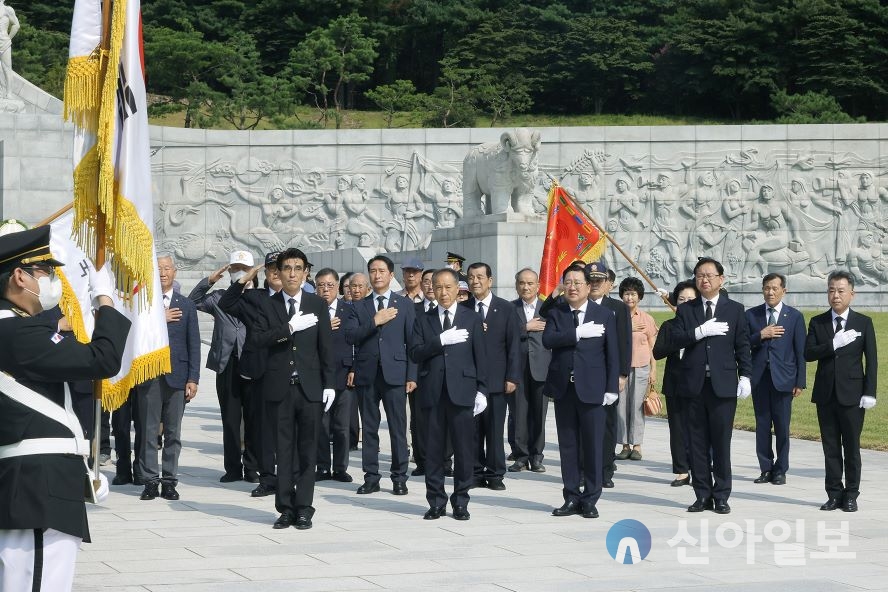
[62,50,104,132]
[57,267,89,344]
[100,347,172,411]
[108,196,156,302]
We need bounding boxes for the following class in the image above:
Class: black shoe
[332,471,353,483]
[469,477,486,489]
[160,483,180,500]
[507,460,529,472]
[714,499,731,514]
[452,506,470,520]
[688,498,713,513]
[530,462,546,473]
[552,500,581,517]
[423,506,446,520]
[251,483,276,497]
[139,482,159,500]
[294,514,313,530]
[754,471,772,484]
[411,466,425,476]
[486,479,506,491]
[357,481,380,494]
[615,449,631,460]
[444,468,454,478]
[392,482,408,496]
[670,475,691,487]
[315,469,332,481]
[820,498,841,511]
[273,513,294,529]
[111,474,133,486]
[506,452,517,462]
[219,472,242,483]
[244,471,259,484]
[770,473,786,485]
[581,502,599,518]
[842,498,858,512]
[602,479,615,489]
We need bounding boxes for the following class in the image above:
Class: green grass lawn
[649,310,888,451]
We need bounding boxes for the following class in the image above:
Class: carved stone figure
[849,226,888,285]
[418,177,463,229]
[463,128,541,216]
[0,0,18,100]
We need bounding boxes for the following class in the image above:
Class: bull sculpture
[462,128,541,217]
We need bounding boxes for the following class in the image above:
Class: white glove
[440,327,469,346]
[833,329,861,350]
[288,311,318,333]
[575,321,605,341]
[94,472,109,504]
[655,288,669,298]
[473,392,487,416]
[860,395,877,410]
[322,389,336,412]
[737,376,752,399]
[87,260,115,307]
[603,392,618,406]
[695,318,729,340]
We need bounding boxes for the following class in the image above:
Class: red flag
[538,184,606,298]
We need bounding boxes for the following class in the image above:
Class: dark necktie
[573,309,581,327]
[835,316,843,334]
[767,308,776,326]
[288,297,296,317]
[428,301,436,313]
[377,295,385,311]
[477,301,485,319]
[443,309,451,330]
[705,300,713,321]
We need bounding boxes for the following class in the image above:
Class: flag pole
[547,175,675,312]
[91,0,114,490]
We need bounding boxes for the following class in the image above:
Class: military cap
[446,252,465,263]
[265,251,281,267]
[0,225,64,276]
[585,260,608,279]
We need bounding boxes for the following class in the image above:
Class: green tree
[365,80,422,127]
[420,57,477,128]
[289,13,378,128]
[10,15,68,98]
[771,89,862,124]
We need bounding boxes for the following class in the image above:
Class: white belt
[0,437,90,460]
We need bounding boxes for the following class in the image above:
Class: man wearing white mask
[188,250,257,483]
[0,226,129,591]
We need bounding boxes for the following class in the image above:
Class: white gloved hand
[695,318,729,340]
[655,288,670,298]
[860,395,877,410]
[440,327,469,346]
[603,392,618,406]
[473,392,487,416]
[94,472,109,504]
[322,389,336,412]
[575,321,605,341]
[87,260,115,307]
[833,329,861,350]
[736,376,752,399]
[288,312,318,333]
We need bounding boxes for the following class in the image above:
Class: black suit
[410,299,438,471]
[511,298,551,466]
[463,294,521,484]
[252,290,334,518]
[317,299,354,474]
[671,295,752,503]
[652,318,690,475]
[411,305,488,509]
[804,309,877,502]
[595,296,632,482]
[543,300,619,506]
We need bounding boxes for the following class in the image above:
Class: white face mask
[230,270,247,284]
[24,272,63,310]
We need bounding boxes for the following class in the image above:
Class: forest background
[14,1,888,129]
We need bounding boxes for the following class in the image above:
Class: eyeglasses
[563,280,588,287]
[315,282,337,289]
[695,273,720,280]
[22,266,56,280]
[281,265,304,273]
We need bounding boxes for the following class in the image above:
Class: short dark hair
[421,268,436,280]
[619,277,645,300]
[339,271,353,295]
[561,263,588,282]
[276,248,308,270]
[693,257,724,276]
[315,267,339,282]
[670,279,698,306]
[762,273,786,288]
[606,269,616,283]
[827,270,855,289]
[368,255,394,273]
[433,268,459,284]
[467,262,492,278]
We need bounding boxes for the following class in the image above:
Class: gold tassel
[57,268,90,344]
[63,52,102,131]
[582,237,607,263]
[101,346,172,411]
[107,195,156,304]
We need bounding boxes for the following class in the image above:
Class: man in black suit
[410,267,438,476]
[464,262,521,490]
[804,270,877,512]
[313,268,354,483]
[251,248,335,530]
[344,256,417,496]
[543,263,619,519]
[509,268,551,473]
[746,273,806,485]
[671,257,752,515]
[411,268,488,520]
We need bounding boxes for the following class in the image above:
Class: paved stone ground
[77,363,888,591]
